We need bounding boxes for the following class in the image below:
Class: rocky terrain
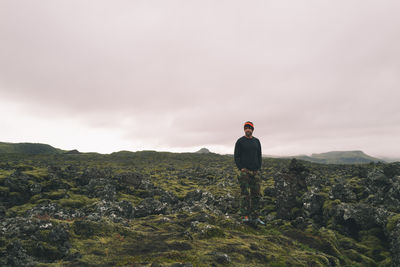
[0,150,400,266]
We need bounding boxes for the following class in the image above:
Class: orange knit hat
[244,121,254,130]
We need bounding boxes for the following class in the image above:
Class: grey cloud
[0,0,400,156]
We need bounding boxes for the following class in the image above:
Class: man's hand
[240,168,248,172]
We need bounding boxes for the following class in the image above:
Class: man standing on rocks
[234,121,265,225]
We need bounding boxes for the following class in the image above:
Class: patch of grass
[56,192,98,209]
[386,213,400,232]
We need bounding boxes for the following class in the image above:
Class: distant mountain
[195,147,211,154]
[0,141,65,155]
[220,150,386,164]
[0,141,391,165]
[64,149,81,155]
[280,150,384,164]
[379,156,400,163]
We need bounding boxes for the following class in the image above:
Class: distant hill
[379,156,400,163]
[195,147,211,154]
[64,149,81,155]
[280,150,384,164]
[223,150,386,164]
[0,141,391,164]
[0,141,66,155]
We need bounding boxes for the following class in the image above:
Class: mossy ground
[0,152,395,266]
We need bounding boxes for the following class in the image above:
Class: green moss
[386,213,400,232]
[0,150,395,266]
[262,204,276,213]
[344,249,376,265]
[45,189,67,200]
[116,192,142,205]
[31,241,65,260]
[57,198,85,208]
[0,185,9,194]
[323,199,341,210]
[195,223,226,239]
[23,168,48,181]
[72,219,113,237]
[0,170,13,183]
[6,200,37,216]
[290,207,301,218]
[56,192,98,208]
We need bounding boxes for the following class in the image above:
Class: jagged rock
[75,167,113,186]
[188,220,225,239]
[365,168,400,212]
[42,173,71,191]
[47,164,79,179]
[1,217,50,238]
[25,202,86,220]
[329,183,357,202]
[214,193,238,214]
[352,165,369,178]
[0,183,9,203]
[0,239,37,266]
[302,186,326,222]
[173,189,229,216]
[26,202,60,218]
[264,213,276,223]
[4,171,41,206]
[0,205,6,219]
[45,224,71,258]
[85,177,116,201]
[207,251,231,264]
[0,217,75,263]
[305,173,327,189]
[290,216,313,230]
[383,162,400,179]
[114,171,145,189]
[288,158,310,181]
[367,168,391,187]
[274,160,308,220]
[263,186,276,197]
[326,202,389,237]
[158,190,179,205]
[83,200,134,222]
[388,219,400,266]
[134,198,167,218]
[0,162,12,170]
[184,189,215,206]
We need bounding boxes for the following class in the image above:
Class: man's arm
[257,139,262,171]
[234,139,242,170]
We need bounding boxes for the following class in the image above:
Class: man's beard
[245,131,252,137]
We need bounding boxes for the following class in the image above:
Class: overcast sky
[1,1,400,158]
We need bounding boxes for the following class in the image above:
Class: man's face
[244,126,253,137]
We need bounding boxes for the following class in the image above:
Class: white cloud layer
[1,1,400,157]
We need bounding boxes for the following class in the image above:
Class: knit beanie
[244,121,254,130]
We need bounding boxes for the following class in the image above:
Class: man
[234,121,265,225]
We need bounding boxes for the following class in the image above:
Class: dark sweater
[234,135,262,171]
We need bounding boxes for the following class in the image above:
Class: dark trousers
[237,169,261,218]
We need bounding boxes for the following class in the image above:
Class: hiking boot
[253,218,265,225]
[241,215,250,222]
